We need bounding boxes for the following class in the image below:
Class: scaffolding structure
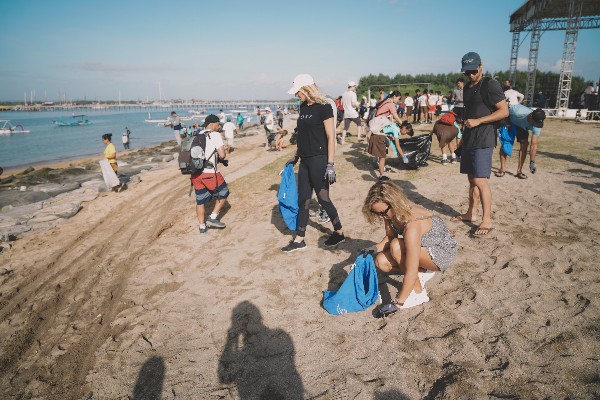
[508,0,600,114]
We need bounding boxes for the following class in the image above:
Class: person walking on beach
[263,107,275,150]
[403,92,413,122]
[504,81,525,106]
[412,89,421,124]
[102,133,122,192]
[282,73,344,252]
[361,180,457,312]
[236,113,244,131]
[191,114,230,234]
[453,78,465,122]
[166,111,183,146]
[122,127,130,151]
[452,52,508,237]
[219,109,226,124]
[495,105,545,179]
[340,81,363,145]
[222,116,237,158]
[276,107,284,128]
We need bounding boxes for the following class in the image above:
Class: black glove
[219,159,229,167]
[285,155,299,167]
[360,245,378,258]
[324,163,336,185]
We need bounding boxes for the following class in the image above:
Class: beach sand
[0,118,599,399]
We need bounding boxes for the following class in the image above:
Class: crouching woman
[361,180,457,310]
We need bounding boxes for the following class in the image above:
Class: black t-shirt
[296,102,333,158]
[462,78,504,149]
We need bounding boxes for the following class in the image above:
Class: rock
[161,155,174,162]
[81,180,109,193]
[17,167,35,175]
[0,223,32,241]
[32,182,81,197]
[0,190,49,209]
[28,214,61,224]
[128,176,141,185]
[0,202,42,221]
[35,202,82,219]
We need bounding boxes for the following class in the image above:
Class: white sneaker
[399,289,430,309]
[418,271,436,288]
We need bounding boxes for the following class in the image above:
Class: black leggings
[296,155,342,237]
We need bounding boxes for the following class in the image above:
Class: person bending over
[361,180,457,311]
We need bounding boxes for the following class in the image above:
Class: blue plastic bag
[323,255,379,315]
[499,125,516,157]
[277,164,298,231]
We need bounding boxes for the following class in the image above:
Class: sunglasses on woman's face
[370,204,391,217]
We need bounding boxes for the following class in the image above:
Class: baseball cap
[348,81,357,87]
[530,108,546,128]
[461,52,481,72]
[288,74,315,94]
[202,114,220,127]
[265,107,271,112]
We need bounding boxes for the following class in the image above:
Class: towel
[99,159,120,189]
[323,255,379,315]
[277,164,298,231]
[499,125,516,157]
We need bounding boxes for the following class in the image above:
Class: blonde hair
[362,180,412,225]
[298,84,328,105]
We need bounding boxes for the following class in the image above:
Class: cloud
[517,57,528,68]
[57,61,172,74]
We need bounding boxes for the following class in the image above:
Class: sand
[0,118,599,399]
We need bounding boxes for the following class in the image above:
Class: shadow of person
[374,388,410,400]
[271,204,294,235]
[132,356,165,400]
[218,301,304,399]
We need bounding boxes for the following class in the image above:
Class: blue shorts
[460,147,493,178]
[195,182,229,205]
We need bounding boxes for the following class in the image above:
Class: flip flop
[516,172,528,179]
[473,227,494,237]
[494,170,506,177]
[374,303,399,318]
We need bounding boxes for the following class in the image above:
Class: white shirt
[264,113,274,130]
[418,95,428,107]
[202,130,224,173]
[369,98,377,107]
[219,112,226,123]
[121,133,129,143]
[428,94,439,106]
[222,121,236,138]
[341,90,359,118]
[504,89,524,106]
[404,96,414,107]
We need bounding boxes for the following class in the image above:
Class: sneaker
[282,240,306,252]
[441,159,448,166]
[309,210,319,218]
[418,271,436,288]
[206,218,226,229]
[530,161,537,174]
[324,232,345,247]
[451,157,457,164]
[399,289,430,309]
[199,225,207,234]
[318,212,330,223]
[378,175,390,181]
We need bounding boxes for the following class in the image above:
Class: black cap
[461,52,481,72]
[202,114,220,127]
[530,108,546,128]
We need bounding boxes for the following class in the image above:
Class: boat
[53,115,92,126]
[144,113,168,123]
[0,120,30,135]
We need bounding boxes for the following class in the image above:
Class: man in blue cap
[451,52,508,237]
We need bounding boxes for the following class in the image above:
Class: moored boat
[53,115,92,126]
[0,120,30,135]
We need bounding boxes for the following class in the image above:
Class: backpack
[178,130,215,175]
[366,98,391,124]
[439,111,458,126]
[479,77,508,129]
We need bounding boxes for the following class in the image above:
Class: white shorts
[224,136,234,146]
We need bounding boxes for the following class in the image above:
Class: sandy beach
[0,118,599,399]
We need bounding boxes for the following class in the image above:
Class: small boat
[53,115,92,126]
[145,113,169,123]
[0,120,30,135]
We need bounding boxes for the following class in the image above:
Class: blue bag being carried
[323,255,379,315]
[278,164,298,231]
[499,125,516,157]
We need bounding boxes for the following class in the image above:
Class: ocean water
[0,108,260,170]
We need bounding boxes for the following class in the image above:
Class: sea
[0,108,264,170]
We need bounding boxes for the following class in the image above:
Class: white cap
[348,81,357,87]
[288,74,315,94]
[265,107,271,112]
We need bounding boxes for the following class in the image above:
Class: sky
[1,0,599,102]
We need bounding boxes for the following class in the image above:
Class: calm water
[0,108,260,170]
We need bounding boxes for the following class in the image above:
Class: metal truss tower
[509,0,600,109]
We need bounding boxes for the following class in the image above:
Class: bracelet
[327,162,334,166]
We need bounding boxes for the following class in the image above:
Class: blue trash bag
[323,254,379,315]
[499,125,516,157]
[277,164,298,231]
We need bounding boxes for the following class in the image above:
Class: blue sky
[1,0,598,102]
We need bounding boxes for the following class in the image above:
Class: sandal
[374,302,399,318]
[473,227,494,237]
[516,172,528,179]
[494,170,506,177]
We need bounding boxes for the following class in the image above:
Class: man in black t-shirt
[451,52,508,237]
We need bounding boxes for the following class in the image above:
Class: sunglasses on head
[463,70,478,76]
[370,204,391,216]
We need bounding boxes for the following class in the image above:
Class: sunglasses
[463,70,478,76]
[370,204,391,217]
